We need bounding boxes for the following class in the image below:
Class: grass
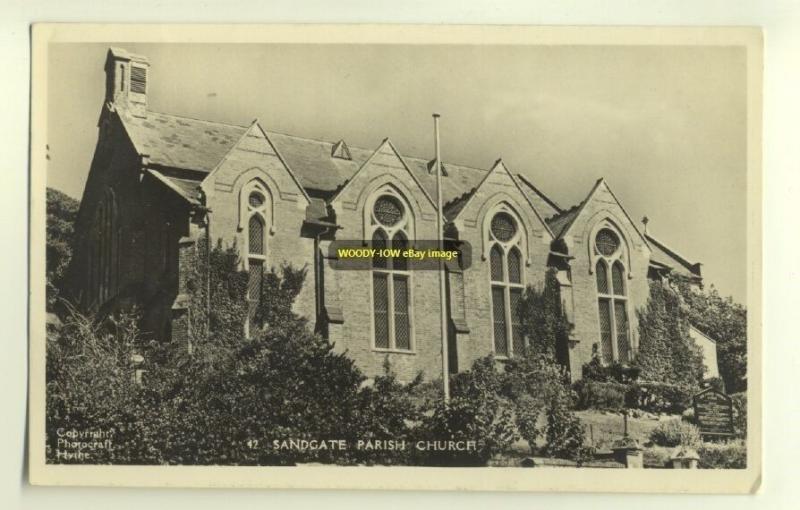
[576,410,677,451]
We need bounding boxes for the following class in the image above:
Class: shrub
[573,380,626,412]
[502,352,588,461]
[698,440,747,469]
[581,356,640,384]
[635,280,704,390]
[731,392,747,439]
[415,356,518,466]
[625,381,693,414]
[353,361,424,466]
[543,404,591,464]
[518,269,571,362]
[649,419,701,448]
[45,305,149,463]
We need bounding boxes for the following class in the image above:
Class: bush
[581,356,640,384]
[354,361,424,465]
[543,404,591,464]
[503,351,586,460]
[698,440,746,469]
[45,304,147,463]
[625,381,693,414]
[635,280,704,390]
[573,380,627,412]
[731,392,747,439]
[416,356,518,466]
[649,419,701,448]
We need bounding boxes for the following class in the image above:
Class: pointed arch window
[242,183,270,336]
[87,188,119,307]
[594,227,631,363]
[370,193,413,351]
[488,210,525,358]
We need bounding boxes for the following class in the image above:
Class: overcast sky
[47,43,748,303]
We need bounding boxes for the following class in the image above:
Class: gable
[331,139,436,219]
[557,179,649,250]
[204,121,309,205]
[449,160,554,240]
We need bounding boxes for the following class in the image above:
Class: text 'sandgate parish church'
[70,48,710,380]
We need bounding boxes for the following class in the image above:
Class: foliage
[704,376,726,393]
[496,273,588,461]
[635,280,705,389]
[45,303,147,463]
[503,352,574,450]
[731,392,747,439]
[648,419,701,448]
[581,355,640,384]
[698,440,747,469]
[543,403,592,464]
[46,188,79,310]
[518,268,570,361]
[353,361,424,466]
[416,356,518,466]
[674,278,748,393]
[625,381,694,414]
[573,379,627,412]
[48,239,546,467]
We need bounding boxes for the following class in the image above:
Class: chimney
[104,47,150,118]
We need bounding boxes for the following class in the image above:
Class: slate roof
[119,109,491,207]
[118,108,702,281]
[119,109,246,173]
[646,233,702,278]
[517,174,562,219]
[545,204,583,238]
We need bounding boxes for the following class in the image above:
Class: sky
[47,43,748,303]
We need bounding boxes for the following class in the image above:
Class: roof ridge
[266,129,490,174]
[146,109,250,129]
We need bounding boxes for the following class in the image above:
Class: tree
[46,188,79,309]
[674,279,747,393]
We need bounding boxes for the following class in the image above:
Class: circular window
[373,195,404,227]
[490,212,517,242]
[249,192,265,208]
[595,228,620,256]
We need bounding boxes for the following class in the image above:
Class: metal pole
[434,113,450,403]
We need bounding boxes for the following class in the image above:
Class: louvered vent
[130,65,147,94]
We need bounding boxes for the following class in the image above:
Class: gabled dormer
[331,139,352,160]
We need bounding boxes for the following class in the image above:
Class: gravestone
[693,387,734,438]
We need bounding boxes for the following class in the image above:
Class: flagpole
[434,113,450,403]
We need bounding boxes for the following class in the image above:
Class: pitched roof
[119,109,247,173]
[119,109,489,206]
[516,174,562,219]
[545,203,583,237]
[146,169,202,205]
[646,232,702,278]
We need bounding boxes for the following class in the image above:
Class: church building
[69,48,705,381]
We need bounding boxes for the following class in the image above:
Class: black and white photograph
[27,24,762,491]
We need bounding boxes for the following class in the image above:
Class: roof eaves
[516,173,562,213]
[555,178,604,239]
[646,233,701,276]
[146,169,200,205]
